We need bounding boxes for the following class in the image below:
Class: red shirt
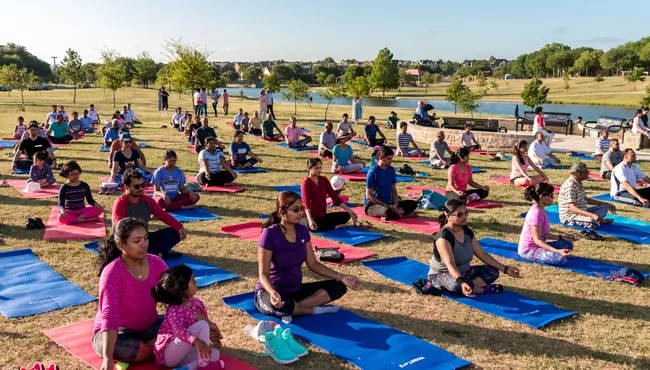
[300,176,343,220]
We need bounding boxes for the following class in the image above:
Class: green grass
[1,88,650,369]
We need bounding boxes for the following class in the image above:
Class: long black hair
[150,265,193,306]
[524,183,555,203]
[96,218,147,276]
[437,199,465,225]
[262,191,301,229]
[307,157,322,170]
[450,147,470,165]
[514,140,528,165]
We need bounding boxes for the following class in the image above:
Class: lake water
[229,87,637,122]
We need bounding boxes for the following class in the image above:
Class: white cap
[24,181,41,193]
[330,175,345,191]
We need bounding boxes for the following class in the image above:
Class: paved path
[551,134,650,161]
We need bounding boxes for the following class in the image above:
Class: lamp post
[51,56,58,85]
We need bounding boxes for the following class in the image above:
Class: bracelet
[455,277,466,286]
[504,266,509,274]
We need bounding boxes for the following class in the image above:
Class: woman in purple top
[255,191,362,321]
[93,218,169,369]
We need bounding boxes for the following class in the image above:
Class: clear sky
[2,0,647,64]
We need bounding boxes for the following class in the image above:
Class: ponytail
[437,199,465,226]
[150,265,192,306]
[524,183,554,203]
[262,211,282,229]
[262,191,302,229]
[514,140,527,165]
[449,154,460,165]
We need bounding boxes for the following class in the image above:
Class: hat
[330,175,345,191]
[120,132,132,141]
[336,134,351,143]
[24,181,41,193]
[373,145,382,152]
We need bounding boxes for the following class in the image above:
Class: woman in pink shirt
[93,218,169,369]
[510,140,549,186]
[445,148,489,202]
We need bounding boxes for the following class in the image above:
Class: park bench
[516,111,573,135]
[441,117,506,132]
[581,116,628,141]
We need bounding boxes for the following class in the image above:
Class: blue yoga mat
[0,140,17,148]
[523,204,650,244]
[84,242,238,287]
[168,207,221,222]
[276,143,317,151]
[363,257,577,329]
[12,169,30,175]
[315,226,387,246]
[313,123,325,127]
[234,167,266,173]
[99,146,110,152]
[223,292,472,370]
[569,153,596,161]
[540,164,567,169]
[479,238,649,282]
[0,249,96,318]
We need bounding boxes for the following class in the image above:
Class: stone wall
[407,123,535,151]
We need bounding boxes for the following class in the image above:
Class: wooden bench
[582,116,628,142]
[441,117,506,132]
[516,111,573,135]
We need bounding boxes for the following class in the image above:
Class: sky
[2,0,648,65]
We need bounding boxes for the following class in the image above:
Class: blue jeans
[148,227,181,255]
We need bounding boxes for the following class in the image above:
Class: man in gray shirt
[600,138,623,179]
[429,131,454,168]
[319,122,337,158]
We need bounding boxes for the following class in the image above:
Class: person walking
[259,90,268,120]
[267,89,276,119]
[221,89,229,115]
[161,87,170,116]
[211,87,219,117]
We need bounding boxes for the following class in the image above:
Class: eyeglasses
[130,183,144,190]
[453,210,470,217]
[289,206,305,213]
[122,140,132,144]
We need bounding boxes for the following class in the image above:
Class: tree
[0,43,53,80]
[445,77,465,114]
[490,79,500,92]
[0,64,38,107]
[82,62,100,85]
[600,45,638,75]
[272,64,293,80]
[115,56,136,84]
[520,78,550,109]
[573,50,603,77]
[458,88,481,118]
[492,66,506,79]
[370,47,399,96]
[156,64,172,92]
[97,50,125,107]
[281,79,310,114]
[324,74,337,85]
[625,68,646,91]
[433,73,442,84]
[164,40,214,95]
[241,66,263,81]
[263,73,280,93]
[563,74,571,94]
[222,70,238,81]
[441,60,458,75]
[321,83,346,120]
[321,57,336,64]
[475,72,488,94]
[640,84,650,107]
[316,71,328,85]
[420,72,434,93]
[58,48,86,103]
[345,75,372,99]
[594,74,604,88]
[546,51,573,77]
[133,52,158,88]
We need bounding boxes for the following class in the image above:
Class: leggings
[428,265,500,294]
[367,138,385,147]
[92,316,163,363]
[197,171,235,187]
[519,240,574,266]
[254,280,347,317]
[305,212,351,232]
[163,320,220,368]
[50,135,73,144]
[612,187,650,207]
[445,188,489,202]
[148,227,181,255]
[231,158,258,169]
[58,206,103,224]
[212,102,219,116]
[364,200,418,221]
[155,193,200,211]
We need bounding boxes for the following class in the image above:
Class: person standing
[259,90,268,119]
[221,89,229,115]
[193,89,202,116]
[352,95,363,124]
[200,88,208,117]
[632,109,648,150]
[158,88,163,111]
[211,87,220,117]
[161,87,170,116]
[267,89,276,119]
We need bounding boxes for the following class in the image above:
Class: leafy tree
[546,51,574,77]
[345,75,372,99]
[0,43,53,79]
[441,60,458,75]
[281,79,310,114]
[600,45,639,75]
[370,47,399,96]
[456,66,478,77]
[625,68,646,91]
[133,52,158,88]
[475,72,488,94]
[82,62,100,84]
[640,84,650,107]
[420,72,434,93]
[156,64,172,91]
[458,88,482,118]
[324,74,337,85]
[272,64,293,80]
[316,71,328,84]
[490,79,500,92]
[241,66,264,81]
[115,56,136,83]
[263,73,280,93]
[0,64,37,107]
[398,69,415,86]
[573,50,603,77]
[223,70,238,81]
[492,66,506,79]
[520,78,550,109]
[164,41,214,101]
[289,62,305,81]
[97,50,126,107]
[445,77,465,114]
[58,48,86,103]
[594,74,604,88]
[638,42,650,69]
[342,65,369,87]
[321,57,336,64]
[433,73,442,84]
[321,83,346,120]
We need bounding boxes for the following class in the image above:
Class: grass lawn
[373,76,650,107]
[1,88,649,369]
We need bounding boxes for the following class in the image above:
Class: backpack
[418,190,448,210]
[314,247,344,263]
[399,164,415,175]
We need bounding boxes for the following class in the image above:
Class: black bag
[399,164,415,175]
[412,278,442,296]
[314,247,344,262]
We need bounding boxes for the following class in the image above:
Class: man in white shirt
[233,108,245,130]
[193,89,202,116]
[610,148,650,206]
[528,131,561,167]
[266,89,276,119]
[58,105,69,122]
[121,106,132,124]
[200,88,208,117]
[172,107,185,131]
[459,124,480,150]
[45,105,58,128]
[126,103,137,124]
[211,87,220,117]
[88,104,100,124]
[632,109,648,150]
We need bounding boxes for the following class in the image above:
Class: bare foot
[182,204,199,210]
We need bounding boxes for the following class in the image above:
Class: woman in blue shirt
[332,135,365,174]
[229,130,263,169]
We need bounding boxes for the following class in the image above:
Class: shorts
[92,316,163,363]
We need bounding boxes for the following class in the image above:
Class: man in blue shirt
[363,116,387,147]
[79,109,95,133]
[415,100,436,126]
[364,146,418,220]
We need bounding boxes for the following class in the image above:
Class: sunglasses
[130,183,145,190]
[123,140,132,144]
[289,206,305,213]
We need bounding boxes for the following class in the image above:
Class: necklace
[123,257,144,279]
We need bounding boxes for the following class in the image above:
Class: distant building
[504,74,514,80]
[490,59,508,69]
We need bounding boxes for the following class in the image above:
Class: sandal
[580,230,604,241]
[353,220,373,229]
[482,284,503,294]
[158,251,183,259]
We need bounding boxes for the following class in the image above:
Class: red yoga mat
[449,145,494,155]
[43,319,257,370]
[187,145,198,154]
[225,121,233,126]
[43,206,106,241]
[309,151,333,161]
[349,206,441,235]
[186,176,245,193]
[405,186,504,209]
[338,172,367,181]
[2,137,19,140]
[400,155,428,161]
[99,177,154,195]
[489,176,561,193]
[220,222,376,265]
[6,180,60,199]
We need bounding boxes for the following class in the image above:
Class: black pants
[148,227,181,254]
[462,144,480,150]
[50,135,73,144]
[612,187,650,206]
[364,200,418,221]
[249,128,262,135]
[254,280,347,317]
[445,188,489,202]
[268,104,276,119]
[194,104,200,115]
[16,158,53,171]
[312,212,351,232]
[602,171,612,179]
[92,315,163,363]
[162,99,168,110]
[212,102,218,117]
[198,171,235,186]
[319,148,333,158]
[368,138,385,147]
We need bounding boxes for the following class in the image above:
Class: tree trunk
[294,95,297,115]
[325,100,331,120]
[73,83,77,103]
[20,89,24,107]
[425,85,428,94]
[112,90,116,107]
[585,67,588,77]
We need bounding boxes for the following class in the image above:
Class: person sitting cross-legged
[429,199,521,296]
[285,116,312,148]
[395,121,424,157]
[594,129,610,161]
[510,140,549,186]
[103,119,123,147]
[47,113,78,144]
[429,131,454,169]
[58,161,104,225]
[319,122,337,158]
[197,137,238,187]
[332,135,365,174]
[364,146,418,221]
[363,116,387,147]
[109,133,153,184]
[194,117,224,152]
[152,150,200,211]
[28,151,56,188]
[459,124,481,150]
[600,138,623,179]
[248,110,263,135]
[108,135,147,170]
[610,148,650,207]
[262,113,284,141]
[229,130,263,170]
[171,107,185,131]
[445,148,489,203]
[12,121,57,172]
[528,131,560,167]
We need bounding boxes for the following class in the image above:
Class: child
[387,111,399,129]
[13,116,26,139]
[152,265,225,370]
[29,151,56,187]
[370,145,381,168]
[57,161,103,224]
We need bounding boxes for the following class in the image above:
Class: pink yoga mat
[349,206,441,234]
[449,145,494,155]
[43,319,256,370]
[186,176,245,193]
[99,177,154,195]
[338,172,367,181]
[2,137,18,140]
[401,155,428,161]
[221,222,375,264]
[327,195,350,206]
[43,206,106,241]
[309,151,333,161]
[405,186,504,209]
[6,180,60,199]
[489,176,561,193]
[187,145,198,154]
